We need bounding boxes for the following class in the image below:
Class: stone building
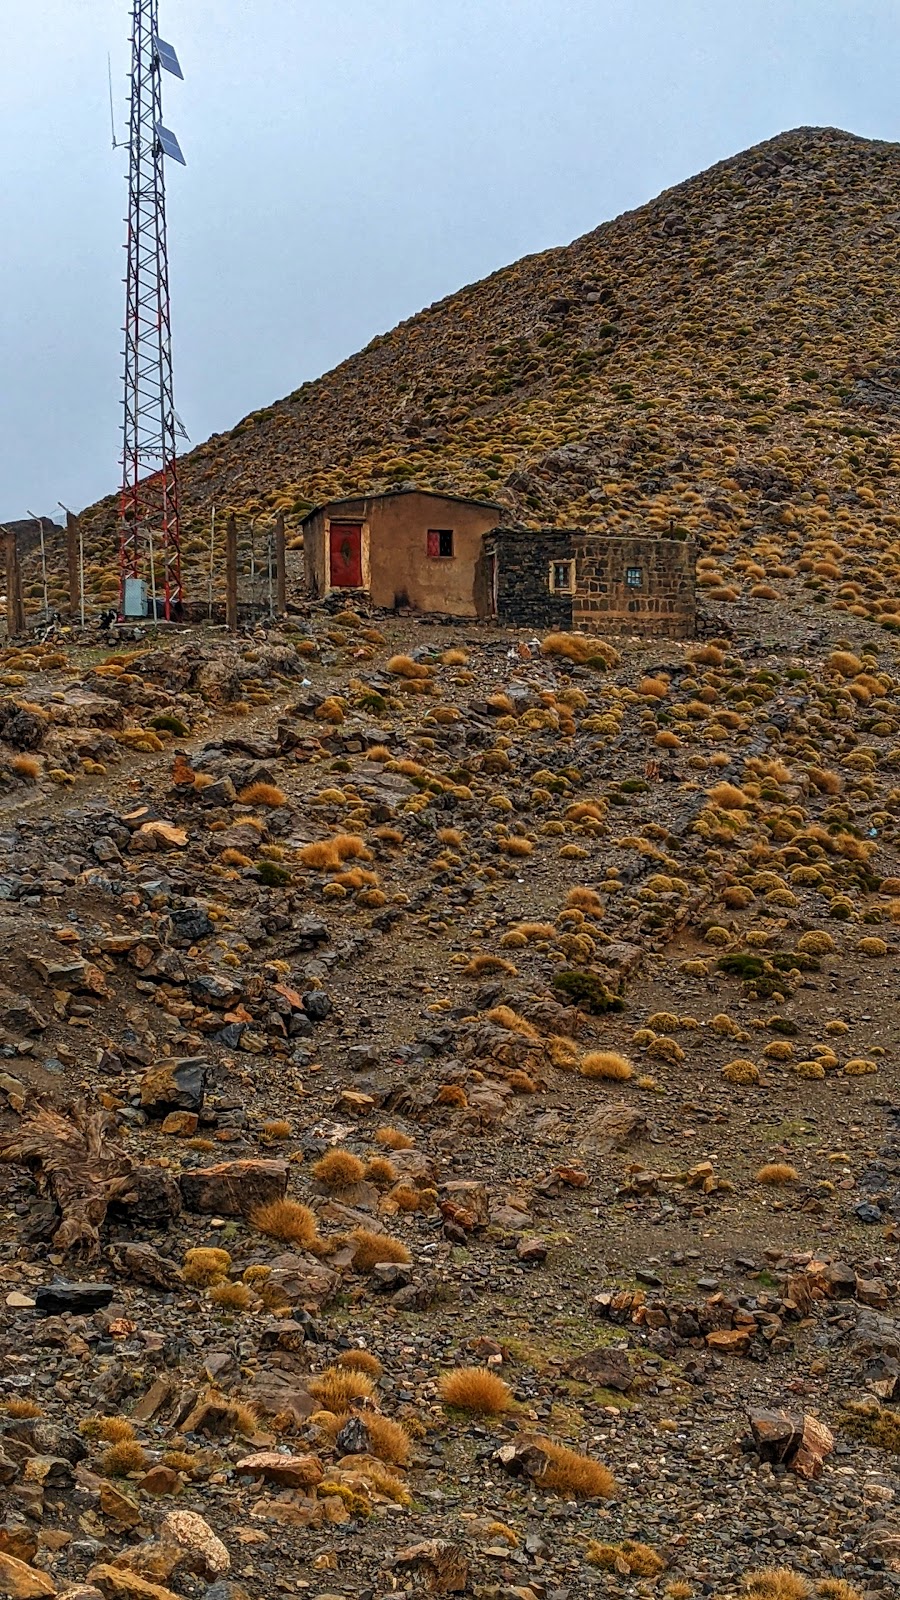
[483,526,696,639]
[301,492,696,638]
[301,488,502,616]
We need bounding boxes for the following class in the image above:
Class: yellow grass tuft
[580,1050,634,1081]
[374,1126,414,1151]
[101,1439,149,1477]
[745,1571,811,1600]
[182,1246,232,1286]
[2,1397,43,1418]
[209,1280,252,1310]
[440,1366,512,1415]
[337,1349,383,1378]
[250,1198,319,1246]
[364,1155,398,1187]
[361,1411,412,1466]
[386,654,432,679]
[722,1059,761,1085]
[10,753,42,781]
[587,1541,666,1576]
[541,633,620,668]
[312,1148,366,1188]
[756,1162,799,1185]
[530,1435,615,1498]
[309,1365,376,1411]
[351,1228,412,1272]
[237,781,287,807]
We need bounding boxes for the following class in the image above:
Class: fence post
[225,513,238,633]
[275,512,287,615]
[66,512,80,621]
[4,525,26,637]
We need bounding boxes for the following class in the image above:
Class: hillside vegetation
[70,126,900,619]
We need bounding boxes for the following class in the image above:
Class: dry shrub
[796,929,835,955]
[2,1398,42,1418]
[499,836,534,857]
[437,1083,467,1107]
[442,648,468,665]
[708,781,748,809]
[364,1155,398,1187]
[10,753,41,781]
[826,651,862,677]
[221,847,252,867]
[638,676,669,698]
[647,1011,679,1033]
[312,1148,366,1188]
[567,886,604,917]
[309,1365,376,1411]
[722,1058,760,1085]
[237,781,287,807]
[462,954,518,977]
[580,1050,633,1081]
[756,1162,799,1185]
[856,936,888,956]
[182,1246,232,1286]
[539,631,615,667]
[209,1280,252,1311]
[486,1005,539,1037]
[375,1126,414,1151]
[85,1416,135,1443]
[745,1571,811,1600]
[351,1228,411,1272]
[261,1118,292,1141]
[845,1057,877,1075]
[691,644,724,666]
[101,1440,149,1477]
[588,1540,666,1575]
[439,1366,511,1415]
[361,1412,412,1466]
[250,1198,319,1246]
[338,1349,383,1378]
[386,654,432,679]
[530,1436,615,1498]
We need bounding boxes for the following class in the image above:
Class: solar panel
[154,36,184,79]
[155,122,186,166]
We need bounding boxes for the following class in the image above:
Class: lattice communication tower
[118,0,186,619]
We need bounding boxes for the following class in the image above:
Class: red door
[329,523,363,587]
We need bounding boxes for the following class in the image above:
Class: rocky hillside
[70,126,900,604]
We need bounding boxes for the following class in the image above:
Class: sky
[1,0,897,517]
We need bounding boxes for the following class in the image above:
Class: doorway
[329,523,363,587]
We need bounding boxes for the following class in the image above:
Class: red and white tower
[118,0,185,619]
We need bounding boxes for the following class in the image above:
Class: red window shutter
[427,529,440,558]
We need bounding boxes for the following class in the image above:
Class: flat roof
[300,486,504,525]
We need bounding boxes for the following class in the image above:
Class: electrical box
[123,578,148,618]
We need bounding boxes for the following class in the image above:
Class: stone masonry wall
[484,527,574,627]
[572,535,696,639]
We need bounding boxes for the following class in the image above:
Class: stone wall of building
[482,527,575,627]
[572,534,696,638]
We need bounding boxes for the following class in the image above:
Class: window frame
[548,558,575,595]
[427,528,455,559]
[625,566,644,590]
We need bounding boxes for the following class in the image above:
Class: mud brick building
[301,488,502,616]
[302,492,695,637]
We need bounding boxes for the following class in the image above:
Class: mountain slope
[78,126,900,608]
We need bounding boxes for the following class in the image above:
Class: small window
[549,559,575,594]
[427,528,454,558]
[626,566,643,589]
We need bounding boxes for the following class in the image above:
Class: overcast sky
[1,0,896,517]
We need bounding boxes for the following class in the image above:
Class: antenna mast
[118,0,185,620]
